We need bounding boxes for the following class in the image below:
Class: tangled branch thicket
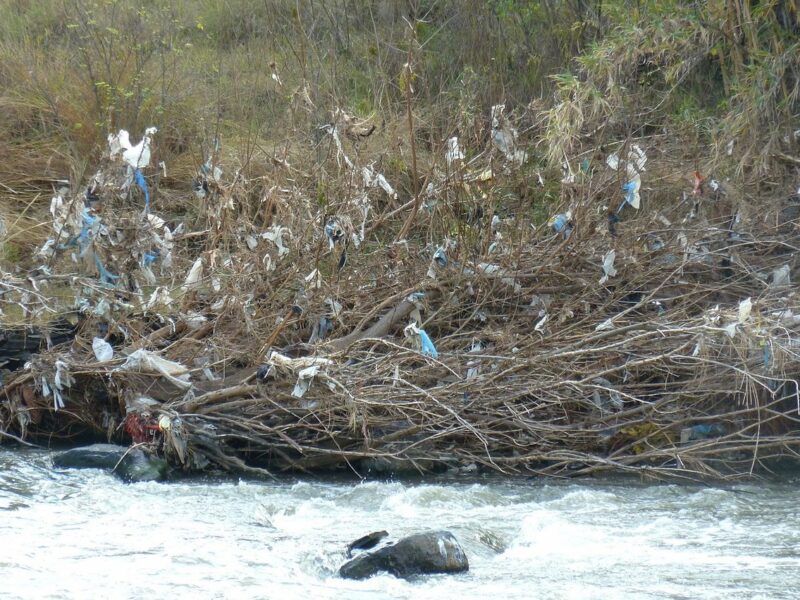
[3,106,800,481]
[1,1,799,481]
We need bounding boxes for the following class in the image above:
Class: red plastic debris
[123,412,160,443]
[692,171,704,195]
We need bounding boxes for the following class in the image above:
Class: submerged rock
[346,530,388,558]
[358,455,440,476]
[52,443,167,483]
[339,530,469,579]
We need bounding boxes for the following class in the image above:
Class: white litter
[595,318,615,331]
[466,340,482,379]
[362,164,398,199]
[490,104,527,164]
[264,351,333,398]
[267,351,334,371]
[738,297,752,324]
[182,256,204,291]
[607,144,647,179]
[92,337,114,362]
[52,359,74,410]
[262,225,291,257]
[108,127,158,169]
[115,349,192,389]
[771,264,790,288]
[446,136,465,167]
[292,365,320,398]
[599,249,617,284]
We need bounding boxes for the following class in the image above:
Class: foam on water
[1,448,799,600]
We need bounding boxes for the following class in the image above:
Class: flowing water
[1,447,798,599]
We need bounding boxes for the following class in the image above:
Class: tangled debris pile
[2,106,800,481]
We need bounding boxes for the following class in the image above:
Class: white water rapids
[1,448,798,599]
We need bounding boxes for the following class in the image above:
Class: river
[1,447,798,599]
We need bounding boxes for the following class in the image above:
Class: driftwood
[327,289,441,352]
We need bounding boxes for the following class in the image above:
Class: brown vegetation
[1,1,799,480]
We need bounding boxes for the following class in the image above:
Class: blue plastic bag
[418,329,438,359]
[134,168,150,213]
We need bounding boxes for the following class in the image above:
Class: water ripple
[1,448,799,599]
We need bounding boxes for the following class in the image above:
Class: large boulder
[52,443,167,483]
[339,530,469,579]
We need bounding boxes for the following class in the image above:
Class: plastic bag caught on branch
[446,136,465,167]
[404,323,438,359]
[608,144,646,213]
[92,337,114,363]
[599,249,617,285]
[292,366,320,398]
[490,104,527,165]
[115,349,192,390]
[362,164,397,199]
[606,144,647,177]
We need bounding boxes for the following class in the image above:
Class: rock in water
[52,443,167,483]
[346,530,389,558]
[339,531,469,579]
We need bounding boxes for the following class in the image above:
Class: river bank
[1,4,799,484]
[3,164,800,483]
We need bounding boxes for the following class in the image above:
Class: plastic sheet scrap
[466,339,482,379]
[720,297,753,338]
[263,225,291,257]
[42,189,118,287]
[37,361,70,411]
[446,136,465,167]
[771,264,790,288]
[474,262,522,292]
[607,144,646,212]
[606,144,647,177]
[548,211,573,239]
[92,337,114,362]
[427,246,448,279]
[362,164,397,199]
[114,349,192,390]
[182,256,204,292]
[404,323,439,359]
[433,247,448,267]
[109,127,157,211]
[738,297,752,324]
[265,351,335,399]
[621,177,641,211]
[50,359,75,410]
[133,168,150,213]
[267,351,334,371]
[38,194,79,258]
[94,254,119,286]
[108,127,157,170]
[490,104,527,165]
[321,124,354,169]
[308,316,334,343]
[599,249,617,285]
[680,423,725,444]
[325,218,346,250]
[201,155,223,183]
[292,365,320,398]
